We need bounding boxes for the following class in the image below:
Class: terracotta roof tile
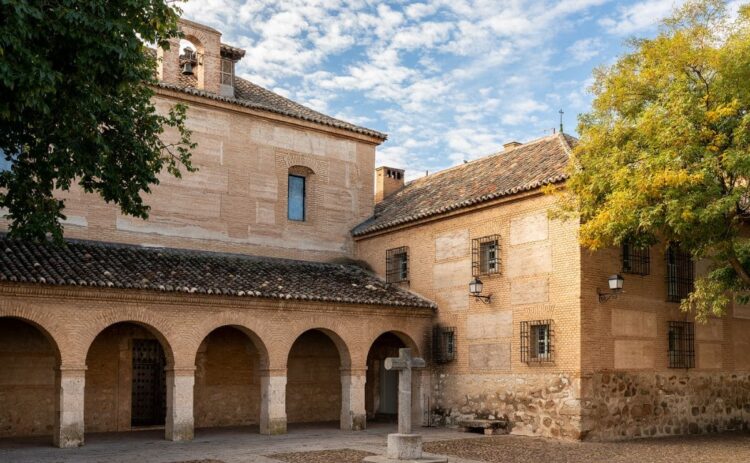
[0,237,434,309]
[352,133,575,236]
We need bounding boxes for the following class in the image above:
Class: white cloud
[567,38,603,63]
[599,0,686,35]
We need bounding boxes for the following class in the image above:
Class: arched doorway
[84,322,173,433]
[286,329,345,427]
[0,317,60,440]
[194,326,264,431]
[365,332,407,421]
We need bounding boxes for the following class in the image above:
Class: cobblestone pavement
[1,424,748,463]
[424,432,750,463]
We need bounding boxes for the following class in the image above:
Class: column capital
[166,366,196,376]
[58,365,87,375]
[259,367,287,377]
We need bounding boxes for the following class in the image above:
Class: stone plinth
[362,434,447,463]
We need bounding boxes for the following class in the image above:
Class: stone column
[165,367,195,442]
[54,366,86,448]
[260,369,287,435]
[340,368,367,431]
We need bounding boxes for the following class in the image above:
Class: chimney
[503,141,523,151]
[375,167,405,203]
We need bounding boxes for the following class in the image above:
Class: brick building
[354,135,750,440]
[0,20,434,448]
[1,18,748,450]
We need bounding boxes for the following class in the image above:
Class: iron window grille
[520,320,554,364]
[472,235,500,276]
[432,325,456,364]
[622,242,650,275]
[668,321,695,369]
[386,246,409,283]
[666,244,694,302]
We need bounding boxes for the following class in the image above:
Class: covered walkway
[0,423,474,463]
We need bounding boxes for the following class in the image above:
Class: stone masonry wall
[582,371,750,440]
[431,372,583,439]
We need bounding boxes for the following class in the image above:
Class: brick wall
[0,93,379,263]
[355,191,584,438]
[579,245,750,439]
[0,319,56,437]
[0,284,433,438]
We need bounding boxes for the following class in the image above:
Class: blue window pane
[288,175,305,221]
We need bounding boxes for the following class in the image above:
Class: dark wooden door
[131,339,166,427]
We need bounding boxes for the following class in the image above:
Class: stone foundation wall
[431,372,583,439]
[582,371,750,440]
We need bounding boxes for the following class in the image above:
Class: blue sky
[180,0,738,179]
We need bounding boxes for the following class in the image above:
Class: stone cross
[384,348,425,435]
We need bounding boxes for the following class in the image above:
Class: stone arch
[0,314,62,365]
[83,319,175,433]
[286,328,350,426]
[193,324,268,430]
[285,326,352,369]
[190,322,270,371]
[75,313,177,368]
[0,316,62,440]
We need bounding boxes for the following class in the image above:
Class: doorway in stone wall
[131,339,166,427]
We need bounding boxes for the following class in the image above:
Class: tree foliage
[556,0,750,320]
[0,0,195,242]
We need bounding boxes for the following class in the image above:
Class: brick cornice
[0,283,435,319]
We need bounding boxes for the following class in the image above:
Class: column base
[343,413,367,431]
[53,425,84,449]
[261,417,287,435]
[363,457,448,463]
[364,433,447,462]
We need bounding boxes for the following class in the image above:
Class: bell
[181,61,193,76]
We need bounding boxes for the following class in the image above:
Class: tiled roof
[352,133,575,236]
[156,77,387,140]
[0,237,435,309]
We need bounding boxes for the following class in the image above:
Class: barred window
[622,242,650,275]
[472,235,500,276]
[521,320,554,364]
[386,247,409,283]
[666,244,694,302]
[433,325,456,364]
[668,321,695,368]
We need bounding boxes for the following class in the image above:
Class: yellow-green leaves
[556,0,750,319]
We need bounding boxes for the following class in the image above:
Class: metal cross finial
[559,108,564,134]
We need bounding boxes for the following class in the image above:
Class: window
[666,244,694,302]
[433,325,456,364]
[668,321,695,368]
[521,320,554,364]
[472,235,500,276]
[220,58,234,85]
[287,174,306,221]
[386,246,409,283]
[622,242,650,275]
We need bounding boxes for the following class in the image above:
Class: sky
[179,0,728,179]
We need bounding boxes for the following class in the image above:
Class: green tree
[557,0,750,320]
[0,0,195,242]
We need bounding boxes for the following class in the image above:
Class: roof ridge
[404,133,564,187]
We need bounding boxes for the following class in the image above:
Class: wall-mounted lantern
[598,274,624,303]
[469,277,492,304]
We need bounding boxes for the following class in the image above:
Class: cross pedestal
[363,348,447,463]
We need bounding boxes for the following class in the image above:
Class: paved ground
[1,423,748,463]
